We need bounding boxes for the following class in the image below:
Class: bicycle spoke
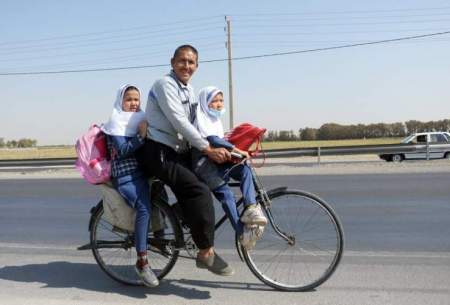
[299,240,339,257]
[260,245,287,277]
[91,202,180,285]
[299,204,321,234]
[243,190,343,291]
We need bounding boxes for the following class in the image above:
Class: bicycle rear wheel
[90,200,182,285]
[241,189,344,291]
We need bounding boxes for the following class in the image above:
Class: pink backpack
[75,125,111,184]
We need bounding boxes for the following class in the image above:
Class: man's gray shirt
[145,71,209,152]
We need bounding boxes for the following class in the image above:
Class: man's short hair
[173,45,198,61]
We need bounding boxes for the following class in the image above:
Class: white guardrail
[0,143,449,168]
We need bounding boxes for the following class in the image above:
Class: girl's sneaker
[135,261,159,287]
[239,225,264,250]
[241,204,268,226]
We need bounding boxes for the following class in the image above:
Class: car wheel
[391,154,403,162]
[445,152,450,160]
[379,154,389,162]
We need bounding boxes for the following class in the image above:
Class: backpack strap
[249,134,266,168]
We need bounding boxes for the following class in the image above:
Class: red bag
[224,123,266,156]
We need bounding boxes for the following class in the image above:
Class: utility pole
[225,15,234,129]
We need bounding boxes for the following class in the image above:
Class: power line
[225,30,450,61]
[7,44,224,71]
[0,36,223,63]
[0,23,223,54]
[7,8,448,48]
[229,6,450,17]
[1,30,449,76]
[0,16,223,47]
[233,12,450,22]
[63,46,225,70]
[232,28,450,37]
[233,18,450,28]
[233,38,450,45]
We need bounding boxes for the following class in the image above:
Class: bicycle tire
[90,199,182,285]
[241,189,344,291]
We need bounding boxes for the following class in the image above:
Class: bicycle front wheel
[241,189,344,291]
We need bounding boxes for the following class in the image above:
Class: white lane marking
[0,243,449,258]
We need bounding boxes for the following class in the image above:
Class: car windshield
[401,135,415,143]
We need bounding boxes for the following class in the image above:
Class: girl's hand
[138,120,148,138]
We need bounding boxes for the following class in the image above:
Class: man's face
[171,49,198,84]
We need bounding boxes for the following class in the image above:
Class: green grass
[0,138,402,160]
[261,138,402,150]
[0,146,76,160]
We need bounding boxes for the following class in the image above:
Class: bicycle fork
[251,168,296,246]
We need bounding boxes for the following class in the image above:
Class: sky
[1,0,450,145]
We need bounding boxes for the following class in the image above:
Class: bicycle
[78,157,344,292]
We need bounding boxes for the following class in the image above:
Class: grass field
[0,146,76,160]
[0,138,402,160]
[260,137,402,149]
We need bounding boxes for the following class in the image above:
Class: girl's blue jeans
[113,173,151,253]
[213,163,257,235]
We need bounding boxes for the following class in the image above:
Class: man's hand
[203,146,231,164]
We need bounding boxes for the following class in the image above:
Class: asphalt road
[1,173,449,251]
[0,172,449,304]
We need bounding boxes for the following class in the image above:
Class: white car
[379,132,450,162]
[400,132,450,145]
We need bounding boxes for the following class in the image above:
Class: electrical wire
[232,18,450,28]
[6,44,224,71]
[0,23,223,54]
[1,30,448,76]
[231,28,450,37]
[229,6,450,17]
[232,12,450,21]
[0,36,223,63]
[0,15,223,47]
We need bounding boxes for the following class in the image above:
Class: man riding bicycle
[136,45,234,277]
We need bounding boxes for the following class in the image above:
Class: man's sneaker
[196,252,234,276]
[240,204,268,226]
[239,225,264,250]
[135,262,159,287]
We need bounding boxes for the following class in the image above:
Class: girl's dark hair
[124,85,139,94]
[173,45,198,61]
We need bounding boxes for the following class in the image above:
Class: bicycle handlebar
[230,151,245,159]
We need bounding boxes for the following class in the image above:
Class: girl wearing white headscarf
[103,84,159,287]
[193,86,267,251]
[195,86,225,138]
[102,84,146,137]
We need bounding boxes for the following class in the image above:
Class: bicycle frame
[79,161,293,255]
[207,162,295,257]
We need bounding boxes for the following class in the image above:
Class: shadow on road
[175,278,275,292]
[0,261,211,300]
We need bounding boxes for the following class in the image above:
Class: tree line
[0,138,37,148]
[264,119,450,141]
[2,119,449,145]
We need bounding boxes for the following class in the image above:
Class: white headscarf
[101,84,146,137]
[195,86,224,138]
